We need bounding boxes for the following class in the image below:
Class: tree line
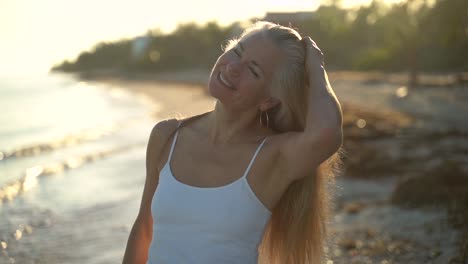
[51,0,467,76]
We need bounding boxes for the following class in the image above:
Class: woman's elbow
[315,127,343,159]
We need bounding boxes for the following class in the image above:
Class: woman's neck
[206,101,264,145]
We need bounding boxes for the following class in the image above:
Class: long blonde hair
[223,21,343,264]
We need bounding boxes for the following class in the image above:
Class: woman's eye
[250,68,259,78]
[232,46,259,78]
[233,47,241,57]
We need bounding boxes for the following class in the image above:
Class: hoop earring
[259,110,270,128]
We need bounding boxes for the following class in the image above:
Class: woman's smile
[217,71,237,90]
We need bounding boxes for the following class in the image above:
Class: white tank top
[147,122,272,264]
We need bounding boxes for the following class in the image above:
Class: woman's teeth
[219,72,235,90]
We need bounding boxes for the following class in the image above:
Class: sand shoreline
[75,68,468,89]
[79,71,216,121]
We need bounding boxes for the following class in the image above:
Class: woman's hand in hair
[301,36,343,150]
[301,36,325,76]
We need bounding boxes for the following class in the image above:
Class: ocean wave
[0,142,145,204]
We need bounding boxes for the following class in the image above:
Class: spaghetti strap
[167,121,182,163]
[241,137,268,179]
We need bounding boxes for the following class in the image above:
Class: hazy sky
[0,0,404,74]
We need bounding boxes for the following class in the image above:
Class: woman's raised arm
[276,37,343,181]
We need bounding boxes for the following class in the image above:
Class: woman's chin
[207,82,217,98]
[208,79,223,99]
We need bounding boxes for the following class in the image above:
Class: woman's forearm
[122,218,152,264]
[305,66,343,142]
[301,36,343,141]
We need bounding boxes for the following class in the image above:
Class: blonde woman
[123,21,343,264]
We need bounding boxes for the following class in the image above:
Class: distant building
[262,12,314,27]
[131,35,151,61]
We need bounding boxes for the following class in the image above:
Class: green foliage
[353,48,392,70]
[51,0,467,73]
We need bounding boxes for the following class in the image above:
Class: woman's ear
[260,97,281,111]
[270,97,281,109]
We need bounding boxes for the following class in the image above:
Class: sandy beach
[79,70,468,263]
[84,75,215,120]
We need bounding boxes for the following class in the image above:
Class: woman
[123,21,343,264]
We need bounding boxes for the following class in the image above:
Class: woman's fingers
[302,36,324,56]
[302,36,325,73]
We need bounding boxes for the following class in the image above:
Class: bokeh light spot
[356,119,367,128]
[396,86,408,98]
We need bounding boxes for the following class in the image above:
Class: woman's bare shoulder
[150,111,212,139]
[147,119,179,152]
[152,118,180,134]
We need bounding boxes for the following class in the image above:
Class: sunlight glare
[396,86,409,98]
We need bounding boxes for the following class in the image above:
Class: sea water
[0,73,156,263]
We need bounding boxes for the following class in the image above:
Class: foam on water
[0,73,158,263]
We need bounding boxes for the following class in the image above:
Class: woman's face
[208,31,285,111]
